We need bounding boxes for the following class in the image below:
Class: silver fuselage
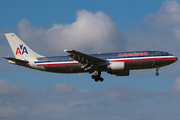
[29,50,177,73]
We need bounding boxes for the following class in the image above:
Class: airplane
[4,33,178,82]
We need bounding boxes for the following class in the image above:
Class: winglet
[64,49,68,52]
[64,49,73,53]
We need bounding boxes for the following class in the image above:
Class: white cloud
[2,4,180,75]
[122,0,180,75]
[124,0,180,51]
[0,9,125,70]
[103,84,142,101]
[143,0,180,28]
[0,79,27,95]
[1,1,180,120]
[172,77,180,93]
[0,105,22,118]
[0,79,179,120]
[53,83,75,94]
[142,0,180,44]
[17,9,125,56]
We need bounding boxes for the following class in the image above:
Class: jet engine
[107,62,125,71]
[107,62,129,76]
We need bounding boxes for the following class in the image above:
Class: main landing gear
[155,67,159,76]
[91,71,104,82]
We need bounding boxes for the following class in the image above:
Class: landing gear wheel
[95,78,99,82]
[155,68,160,76]
[99,77,104,82]
[155,72,159,76]
[91,75,96,79]
[92,71,104,82]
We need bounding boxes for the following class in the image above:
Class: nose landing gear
[91,71,104,82]
[155,68,159,76]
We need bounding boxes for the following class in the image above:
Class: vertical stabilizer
[5,33,44,59]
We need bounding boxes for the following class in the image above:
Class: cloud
[0,105,22,118]
[0,79,27,119]
[53,83,75,94]
[172,77,180,93]
[143,0,180,28]
[1,2,180,120]
[0,31,15,70]
[143,0,180,49]
[122,0,180,50]
[122,0,180,75]
[103,84,143,101]
[0,79,27,95]
[16,9,125,56]
[0,9,125,70]
[0,79,180,120]
[142,0,180,45]
[2,5,179,74]
[124,0,180,51]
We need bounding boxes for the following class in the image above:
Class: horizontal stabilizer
[3,57,28,65]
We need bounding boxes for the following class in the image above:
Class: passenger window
[156,52,160,56]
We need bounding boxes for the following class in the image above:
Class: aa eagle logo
[15,44,28,55]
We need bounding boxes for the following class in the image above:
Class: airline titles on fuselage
[118,52,148,57]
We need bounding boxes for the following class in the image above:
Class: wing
[64,49,107,72]
[3,57,28,66]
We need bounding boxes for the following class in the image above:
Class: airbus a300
[4,33,178,82]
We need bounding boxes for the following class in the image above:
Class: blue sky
[0,0,163,29]
[1,0,180,120]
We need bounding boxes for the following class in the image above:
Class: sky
[1,0,180,120]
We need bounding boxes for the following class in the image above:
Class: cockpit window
[167,53,173,56]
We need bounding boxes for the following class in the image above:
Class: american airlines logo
[118,52,148,57]
[15,44,28,55]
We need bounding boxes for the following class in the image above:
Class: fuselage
[32,50,177,73]
[4,33,178,82]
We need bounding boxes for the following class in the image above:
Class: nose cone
[167,56,178,65]
[172,56,178,63]
[174,56,178,61]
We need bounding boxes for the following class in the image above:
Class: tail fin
[5,33,44,59]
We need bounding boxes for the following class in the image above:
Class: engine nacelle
[108,70,129,76]
[107,62,129,76]
[107,62,125,71]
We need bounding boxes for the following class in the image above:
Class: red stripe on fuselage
[111,56,177,62]
[36,62,80,66]
[36,56,177,66]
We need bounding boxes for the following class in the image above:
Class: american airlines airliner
[4,33,178,82]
